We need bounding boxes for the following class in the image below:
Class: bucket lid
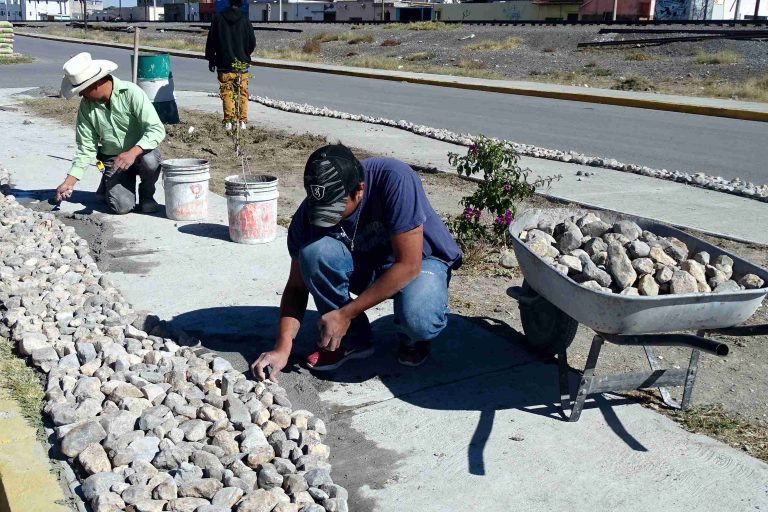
[225,175,278,185]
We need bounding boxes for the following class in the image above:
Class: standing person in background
[205,0,256,132]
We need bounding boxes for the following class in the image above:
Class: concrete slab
[2,88,768,512]
[177,91,768,245]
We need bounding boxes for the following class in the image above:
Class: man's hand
[251,349,289,383]
[208,63,216,73]
[54,176,78,202]
[112,150,139,173]
[317,309,352,352]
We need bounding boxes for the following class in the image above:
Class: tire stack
[0,21,13,56]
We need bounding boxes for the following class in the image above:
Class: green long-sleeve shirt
[69,76,166,180]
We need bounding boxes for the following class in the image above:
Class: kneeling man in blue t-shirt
[252,144,462,380]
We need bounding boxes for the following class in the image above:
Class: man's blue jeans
[298,236,451,346]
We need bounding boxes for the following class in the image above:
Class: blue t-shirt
[288,157,462,270]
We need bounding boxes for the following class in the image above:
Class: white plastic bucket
[162,158,210,221]
[225,175,279,244]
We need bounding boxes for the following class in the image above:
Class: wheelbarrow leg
[681,347,701,410]
[560,335,604,422]
[643,345,681,409]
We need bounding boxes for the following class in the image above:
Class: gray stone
[527,229,556,244]
[556,221,583,253]
[122,484,153,506]
[612,220,642,241]
[211,357,233,372]
[151,475,178,500]
[739,274,765,289]
[606,243,637,290]
[178,478,223,499]
[101,411,139,438]
[323,498,349,512]
[73,376,102,399]
[82,472,126,501]
[257,466,283,490]
[557,255,581,274]
[179,419,209,442]
[226,395,251,428]
[670,270,698,295]
[580,280,604,292]
[61,420,107,458]
[212,430,240,455]
[273,504,300,512]
[282,474,308,495]
[93,491,125,512]
[583,237,607,257]
[665,237,689,262]
[168,497,211,512]
[307,487,329,501]
[591,251,608,267]
[78,442,112,475]
[192,450,225,480]
[638,275,660,296]
[58,353,81,369]
[620,287,639,296]
[174,462,204,485]
[575,212,601,229]
[681,260,707,285]
[132,499,167,512]
[199,404,228,423]
[715,254,734,268]
[139,405,172,431]
[76,342,98,363]
[319,484,348,500]
[526,237,559,259]
[631,258,655,275]
[114,436,161,466]
[498,249,518,269]
[577,253,612,288]
[694,251,711,266]
[602,233,630,246]
[20,332,49,356]
[236,489,279,512]
[649,247,676,267]
[580,220,612,238]
[31,345,59,366]
[211,486,245,508]
[715,280,741,293]
[627,240,651,259]
[304,468,332,488]
[273,458,296,475]
[655,266,674,284]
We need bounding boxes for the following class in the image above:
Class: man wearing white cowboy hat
[55,52,166,214]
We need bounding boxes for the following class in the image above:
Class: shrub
[447,136,558,250]
[695,51,742,65]
[381,39,401,47]
[302,38,321,54]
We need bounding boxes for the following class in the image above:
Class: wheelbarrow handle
[601,333,729,356]
[702,323,768,337]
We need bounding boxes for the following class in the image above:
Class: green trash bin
[130,52,180,124]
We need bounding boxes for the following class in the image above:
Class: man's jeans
[97,149,161,215]
[298,235,451,346]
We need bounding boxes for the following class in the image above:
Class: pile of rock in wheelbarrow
[519,212,765,296]
[0,192,348,512]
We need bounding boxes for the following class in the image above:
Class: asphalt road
[7,36,768,184]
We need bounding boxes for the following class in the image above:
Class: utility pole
[381,0,385,21]
[82,0,87,29]
[733,0,741,19]
[612,0,617,20]
[754,0,761,19]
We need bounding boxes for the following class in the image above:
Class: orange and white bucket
[225,175,279,244]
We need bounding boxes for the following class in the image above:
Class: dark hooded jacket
[205,7,256,72]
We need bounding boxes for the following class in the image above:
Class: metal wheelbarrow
[507,209,768,421]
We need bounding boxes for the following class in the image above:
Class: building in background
[433,0,580,21]
[250,0,334,21]
[163,1,200,21]
[0,0,23,20]
[581,0,655,19]
[69,0,103,19]
[334,0,397,21]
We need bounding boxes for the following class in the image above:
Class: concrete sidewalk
[176,91,768,245]
[2,87,768,511]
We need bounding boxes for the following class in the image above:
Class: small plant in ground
[465,37,521,52]
[384,21,458,31]
[456,58,487,70]
[0,54,34,65]
[695,51,742,65]
[625,51,658,61]
[406,51,434,62]
[0,338,45,436]
[542,47,556,53]
[447,136,559,251]
[612,75,654,91]
[584,60,598,68]
[381,39,401,47]
[347,33,374,44]
[302,38,321,54]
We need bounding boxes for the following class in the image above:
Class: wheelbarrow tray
[509,208,768,335]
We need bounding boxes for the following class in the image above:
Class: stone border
[241,94,768,203]
[0,190,349,512]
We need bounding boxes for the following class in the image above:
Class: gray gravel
[0,190,348,511]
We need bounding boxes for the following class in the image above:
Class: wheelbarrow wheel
[519,280,578,355]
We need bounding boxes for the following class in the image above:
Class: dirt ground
[18,23,768,101]
[20,93,768,460]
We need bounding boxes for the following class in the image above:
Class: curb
[16,31,768,123]
[0,395,71,512]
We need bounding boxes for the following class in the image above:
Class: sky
[104,0,138,6]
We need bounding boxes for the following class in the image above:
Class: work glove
[208,63,216,73]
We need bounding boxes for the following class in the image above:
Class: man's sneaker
[397,340,431,367]
[140,199,160,214]
[239,121,247,130]
[305,343,375,372]
[224,121,233,132]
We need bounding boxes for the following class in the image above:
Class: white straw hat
[60,52,118,99]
